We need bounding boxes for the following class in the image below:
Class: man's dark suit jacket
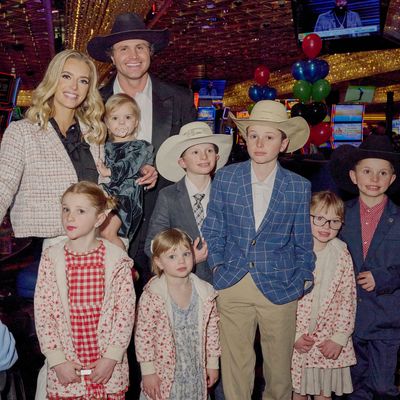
[100,74,197,259]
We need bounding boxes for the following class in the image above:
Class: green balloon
[247,103,255,113]
[293,80,312,103]
[312,79,331,102]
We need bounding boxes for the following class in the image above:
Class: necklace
[333,11,347,28]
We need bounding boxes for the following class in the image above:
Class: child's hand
[193,237,208,264]
[87,357,117,384]
[206,368,219,388]
[142,373,162,400]
[317,339,343,360]
[53,360,82,386]
[357,271,376,292]
[294,334,315,353]
[96,160,111,177]
[137,164,158,190]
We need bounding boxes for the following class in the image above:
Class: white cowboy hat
[156,121,233,182]
[229,100,310,153]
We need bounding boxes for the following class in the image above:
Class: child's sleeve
[0,320,18,371]
[205,298,221,370]
[372,262,400,295]
[293,181,315,291]
[144,190,170,258]
[103,256,136,362]
[331,248,357,346]
[202,172,227,269]
[135,291,160,376]
[34,250,67,368]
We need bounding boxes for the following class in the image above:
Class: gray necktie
[193,193,205,228]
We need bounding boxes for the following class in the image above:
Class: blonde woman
[0,49,156,244]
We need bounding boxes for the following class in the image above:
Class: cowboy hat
[330,135,400,194]
[87,13,169,62]
[229,100,310,153]
[156,121,233,182]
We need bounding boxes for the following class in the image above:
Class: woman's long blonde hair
[26,49,106,144]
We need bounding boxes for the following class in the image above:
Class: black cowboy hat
[87,13,169,62]
[330,135,400,194]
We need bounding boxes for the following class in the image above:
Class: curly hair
[26,49,106,144]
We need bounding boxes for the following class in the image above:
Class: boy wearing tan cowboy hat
[330,135,400,400]
[202,100,315,400]
[144,121,232,284]
[87,12,197,279]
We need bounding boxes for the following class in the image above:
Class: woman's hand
[87,357,117,384]
[137,165,158,190]
[53,360,82,386]
[96,160,111,178]
[142,373,162,399]
[193,237,208,264]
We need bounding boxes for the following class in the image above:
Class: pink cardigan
[135,273,221,400]
[291,238,357,389]
[0,119,104,238]
[34,239,135,397]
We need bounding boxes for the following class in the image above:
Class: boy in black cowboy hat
[87,13,197,281]
[330,135,400,400]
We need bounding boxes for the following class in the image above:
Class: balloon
[254,65,270,86]
[247,103,255,114]
[315,59,330,80]
[293,80,312,103]
[310,122,332,146]
[311,79,331,102]
[308,102,328,125]
[248,85,263,102]
[261,86,277,100]
[302,33,323,59]
[291,103,309,120]
[303,59,320,83]
[291,61,306,81]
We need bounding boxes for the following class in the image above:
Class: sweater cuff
[103,345,125,362]
[331,332,349,347]
[140,361,156,375]
[206,356,219,370]
[45,350,67,368]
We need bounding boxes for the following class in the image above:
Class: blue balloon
[262,86,277,100]
[248,85,263,102]
[315,59,330,80]
[303,59,320,83]
[291,61,306,81]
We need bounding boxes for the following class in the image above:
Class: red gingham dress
[48,241,125,400]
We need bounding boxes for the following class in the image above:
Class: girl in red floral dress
[34,181,136,399]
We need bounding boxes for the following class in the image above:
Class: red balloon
[254,65,270,86]
[310,122,331,146]
[302,33,322,59]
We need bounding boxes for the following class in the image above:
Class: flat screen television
[0,73,15,105]
[192,79,227,100]
[292,0,381,42]
[331,103,364,142]
[344,85,376,103]
[383,0,400,43]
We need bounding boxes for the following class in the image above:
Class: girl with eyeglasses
[291,190,357,400]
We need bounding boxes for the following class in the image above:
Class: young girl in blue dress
[97,93,154,250]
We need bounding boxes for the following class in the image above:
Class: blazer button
[249,262,255,268]
[358,298,362,303]
[251,239,256,246]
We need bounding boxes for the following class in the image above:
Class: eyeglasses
[310,215,343,230]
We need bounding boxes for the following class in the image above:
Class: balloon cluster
[248,65,277,103]
[291,34,332,147]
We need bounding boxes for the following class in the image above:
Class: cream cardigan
[34,239,136,397]
[0,119,104,238]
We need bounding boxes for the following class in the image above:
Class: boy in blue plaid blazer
[202,101,315,400]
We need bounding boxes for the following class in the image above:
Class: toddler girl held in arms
[135,228,221,400]
[97,93,154,250]
[34,181,136,399]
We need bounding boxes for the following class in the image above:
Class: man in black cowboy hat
[330,135,400,400]
[87,13,197,276]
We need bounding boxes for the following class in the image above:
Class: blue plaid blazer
[202,160,315,305]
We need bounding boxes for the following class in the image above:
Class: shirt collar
[359,195,388,213]
[251,163,278,186]
[185,175,211,197]
[113,75,152,99]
